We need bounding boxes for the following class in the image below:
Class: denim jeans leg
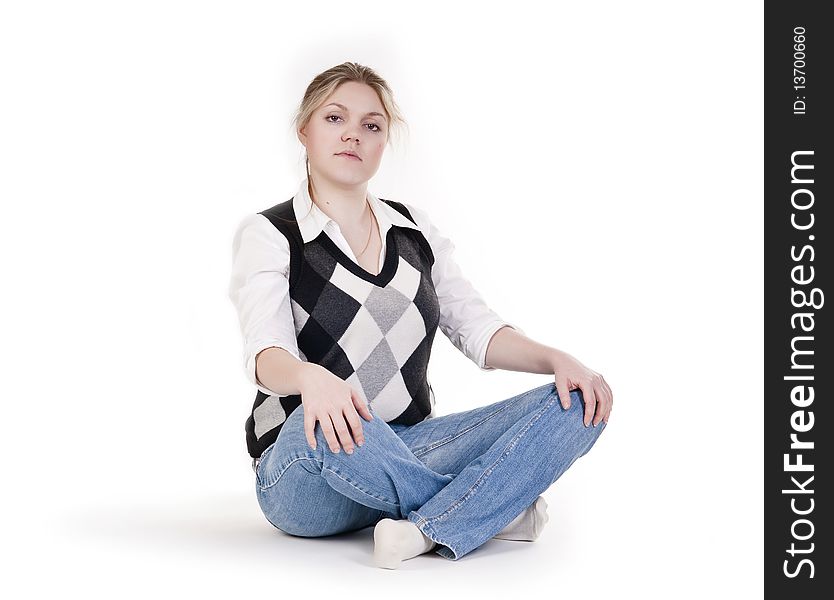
[404,382,606,560]
[255,401,454,537]
[257,456,390,537]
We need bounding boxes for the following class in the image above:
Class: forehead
[320,82,386,119]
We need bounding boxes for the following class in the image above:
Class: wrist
[546,348,567,373]
[297,362,324,394]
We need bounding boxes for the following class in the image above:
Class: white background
[1,1,763,598]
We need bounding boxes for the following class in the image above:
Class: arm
[405,202,613,427]
[228,213,376,453]
[483,325,563,373]
[256,347,334,397]
[406,203,525,371]
[228,213,305,397]
[484,319,614,428]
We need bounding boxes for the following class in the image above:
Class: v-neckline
[316,227,400,288]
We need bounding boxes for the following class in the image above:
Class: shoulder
[232,194,297,240]
[231,213,291,255]
[382,200,452,267]
[388,200,456,255]
[233,212,287,239]
[384,199,433,236]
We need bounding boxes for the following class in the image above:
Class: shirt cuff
[476,321,525,371]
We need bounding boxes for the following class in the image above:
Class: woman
[228,62,613,569]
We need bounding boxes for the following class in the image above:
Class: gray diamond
[355,339,399,400]
[364,286,410,334]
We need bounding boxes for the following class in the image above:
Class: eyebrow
[324,102,387,120]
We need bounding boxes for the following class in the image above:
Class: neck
[308,170,370,229]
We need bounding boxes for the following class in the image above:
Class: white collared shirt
[228,178,521,397]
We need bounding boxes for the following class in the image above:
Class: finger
[592,380,607,427]
[304,412,317,451]
[601,377,613,423]
[343,405,365,447]
[555,378,571,410]
[320,415,341,453]
[580,382,597,427]
[330,412,356,454]
[352,388,373,421]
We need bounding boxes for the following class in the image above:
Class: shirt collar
[291,177,420,244]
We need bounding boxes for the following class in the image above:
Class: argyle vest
[245,197,440,459]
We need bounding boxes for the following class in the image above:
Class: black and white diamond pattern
[246,200,440,459]
[291,255,428,421]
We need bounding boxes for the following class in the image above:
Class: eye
[325,114,383,133]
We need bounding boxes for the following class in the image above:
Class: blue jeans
[255,381,606,560]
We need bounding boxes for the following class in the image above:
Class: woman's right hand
[297,363,374,454]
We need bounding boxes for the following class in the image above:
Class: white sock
[493,496,549,541]
[373,519,437,569]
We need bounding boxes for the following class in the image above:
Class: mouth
[336,152,362,161]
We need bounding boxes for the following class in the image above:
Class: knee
[561,389,607,449]
[279,405,321,455]
[285,402,376,451]
[310,403,388,453]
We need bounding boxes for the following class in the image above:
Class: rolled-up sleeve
[405,203,524,371]
[228,214,301,396]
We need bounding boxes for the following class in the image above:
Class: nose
[342,127,362,144]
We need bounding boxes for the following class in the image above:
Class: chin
[325,166,376,186]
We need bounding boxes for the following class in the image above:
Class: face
[298,81,389,188]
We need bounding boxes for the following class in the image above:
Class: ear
[296,127,306,147]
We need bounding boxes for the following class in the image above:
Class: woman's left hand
[549,349,613,427]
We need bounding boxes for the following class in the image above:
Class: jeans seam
[323,466,400,510]
[254,442,277,484]
[410,513,462,560]
[258,455,321,491]
[412,396,524,458]
[419,391,559,525]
